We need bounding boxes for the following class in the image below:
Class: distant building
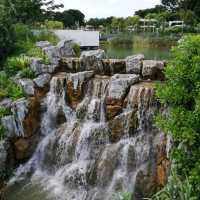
[139,19,158,32]
[53,30,100,49]
[169,21,184,28]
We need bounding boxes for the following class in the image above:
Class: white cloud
[55,0,161,19]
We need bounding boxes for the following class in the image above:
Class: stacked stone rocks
[0,40,168,198]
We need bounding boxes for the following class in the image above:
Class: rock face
[33,73,51,88]
[18,79,35,96]
[142,60,165,80]
[1,49,169,200]
[126,54,144,74]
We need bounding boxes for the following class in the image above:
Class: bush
[0,107,11,118]
[4,55,31,76]
[73,43,81,57]
[44,20,64,29]
[148,171,196,200]
[156,35,200,198]
[19,68,35,79]
[0,15,15,61]
[34,29,59,45]
[27,46,49,64]
[0,72,23,100]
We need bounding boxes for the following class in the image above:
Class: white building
[53,30,100,48]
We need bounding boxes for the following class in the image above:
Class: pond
[101,34,178,60]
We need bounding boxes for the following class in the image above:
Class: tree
[156,35,200,198]
[0,2,15,61]
[162,0,200,20]
[2,0,63,24]
[135,5,165,18]
[54,9,85,28]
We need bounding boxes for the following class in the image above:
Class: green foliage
[19,68,35,79]
[156,35,200,198]
[0,107,11,118]
[2,0,63,24]
[4,55,31,76]
[72,44,81,57]
[27,46,50,64]
[0,72,23,100]
[0,9,15,61]
[148,171,196,200]
[114,192,132,200]
[34,29,59,45]
[54,9,85,28]
[44,20,64,29]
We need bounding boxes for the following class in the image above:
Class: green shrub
[19,68,35,79]
[27,46,50,64]
[73,43,81,57]
[34,29,59,45]
[4,55,31,76]
[0,72,23,100]
[156,35,200,198]
[44,20,64,29]
[148,171,196,200]
[0,107,11,118]
[0,15,15,61]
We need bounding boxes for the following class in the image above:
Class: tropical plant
[44,20,64,29]
[0,72,23,100]
[4,55,31,76]
[156,35,200,199]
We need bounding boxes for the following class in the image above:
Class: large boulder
[107,74,140,102]
[30,58,57,75]
[80,49,106,72]
[17,79,35,96]
[1,98,40,138]
[80,49,106,60]
[109,111,137,142]
[36,41,51,48]
[43,46,60,65]
[102,59,126,75]
[0,99,12,109]
[33,73,51,88]
[126,54,144,74]
[66,71,94,108]
[142,60,165,80]
[106,74,139,120]
[57,40,75,58]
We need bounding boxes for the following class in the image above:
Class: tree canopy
[54,9,85,28]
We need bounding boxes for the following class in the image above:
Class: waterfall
[6,70,168,200]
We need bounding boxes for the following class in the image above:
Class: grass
[0,72,24,101]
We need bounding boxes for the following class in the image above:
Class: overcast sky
[55,0,161,19]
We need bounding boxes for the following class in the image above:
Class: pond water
[101,34,178,60]
[101,44,171,60]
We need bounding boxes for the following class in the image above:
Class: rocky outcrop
[142,60,166,80]
[30,58,57,75]
[126,54,144,74]
[33,73,51,88]
[106,74,139,120]
[1,47,169,200]
[17,79,35,96]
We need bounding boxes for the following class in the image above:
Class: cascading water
[5,70,168,200]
